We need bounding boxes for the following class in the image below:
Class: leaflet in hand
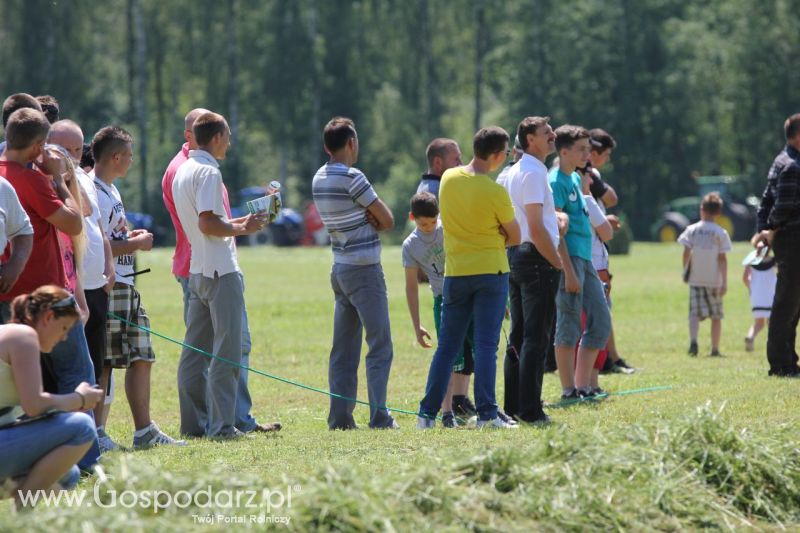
[246,192,282,222]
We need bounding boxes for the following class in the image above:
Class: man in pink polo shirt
[162,109,279,434]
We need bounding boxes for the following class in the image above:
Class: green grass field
[2,242,799,531]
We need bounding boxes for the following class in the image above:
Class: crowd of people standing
[0,88,797,506]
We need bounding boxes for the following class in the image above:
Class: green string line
[108,312,672,419]
[108,312,424,419]
[547,386,673,409]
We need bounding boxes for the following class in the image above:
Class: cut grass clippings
[5,405,799,532]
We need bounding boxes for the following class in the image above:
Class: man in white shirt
[502,116,565,424]
[173,111,266,438]
[48,120,117,450]
[0,177,33,293]
[0,176,32,295]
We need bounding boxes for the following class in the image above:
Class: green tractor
[650,175,760,242]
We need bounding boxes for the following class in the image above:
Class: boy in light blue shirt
[549,125,611,400]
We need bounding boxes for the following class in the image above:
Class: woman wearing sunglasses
[0,285,103,507]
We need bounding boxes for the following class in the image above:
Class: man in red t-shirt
[0,107,100,469]
[161,108,280,434]
[0,108,83,314]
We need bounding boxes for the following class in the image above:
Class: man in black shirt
[754,113,800,377]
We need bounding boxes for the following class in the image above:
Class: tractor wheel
[658,222,680,242]
[716,214,734,236]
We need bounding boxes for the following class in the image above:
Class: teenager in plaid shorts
[92,126,184,449]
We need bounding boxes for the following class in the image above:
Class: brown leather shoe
[252,422,282,433]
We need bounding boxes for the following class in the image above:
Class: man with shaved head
[49,119,117,451]
[161,109,280,434]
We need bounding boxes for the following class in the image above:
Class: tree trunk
[306,0,321,194]
[131,0,148,212]
[227,0,241,192]
[473,0,486,132]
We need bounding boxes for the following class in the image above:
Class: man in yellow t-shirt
[418,126,521,430]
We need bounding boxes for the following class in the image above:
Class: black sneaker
[441,412,459,428]
[578,388,600,400]
[688,341,698,356]
[496,410,518,426]
[560,389,579,401]
[453,396,477,418]
[612,358,635,374]
[710,349,723,357]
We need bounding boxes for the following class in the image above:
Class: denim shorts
[555,256,611,349]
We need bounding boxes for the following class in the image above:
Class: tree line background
[0,0,797,239]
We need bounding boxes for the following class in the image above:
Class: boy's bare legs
[574,346,599,390]
[689,315,700,343]
[452,373,469,396]
[590,368,600,389]
[126,360,152,430]
[606,325,620,361]
[711,319,722,353]
[555,345,576,391]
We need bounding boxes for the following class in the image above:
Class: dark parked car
[231,186,304,246]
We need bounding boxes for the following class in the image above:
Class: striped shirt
[312,162,381,265]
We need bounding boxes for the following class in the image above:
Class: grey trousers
[178,272,244,437]
[176,274,258,432]
[328,263,394,429]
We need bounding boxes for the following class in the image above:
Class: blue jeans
[176,275,257,432]
[419,273,509,421]
[0,412,97,489]
[45,322,101,469]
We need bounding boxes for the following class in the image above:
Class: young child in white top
[742,248,777,352]
[678,192,732,356]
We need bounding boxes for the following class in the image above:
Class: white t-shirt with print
[92,172,135,285]
[678,220,732,288]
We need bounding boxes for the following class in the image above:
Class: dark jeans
[84,288,109,383]
[766,227,800,375]
[419,273,509,421]
[504,244,560,421]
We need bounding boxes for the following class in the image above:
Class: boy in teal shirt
[549,125,611,400]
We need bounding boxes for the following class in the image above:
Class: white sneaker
[132,422,187,449]
[416,416,436,429]
[476,417,519,430]
[97,428,119,453]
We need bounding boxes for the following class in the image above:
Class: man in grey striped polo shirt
[312,117,397,430]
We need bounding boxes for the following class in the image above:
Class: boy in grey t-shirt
[402,192,469,428]
[678,192,732,356]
